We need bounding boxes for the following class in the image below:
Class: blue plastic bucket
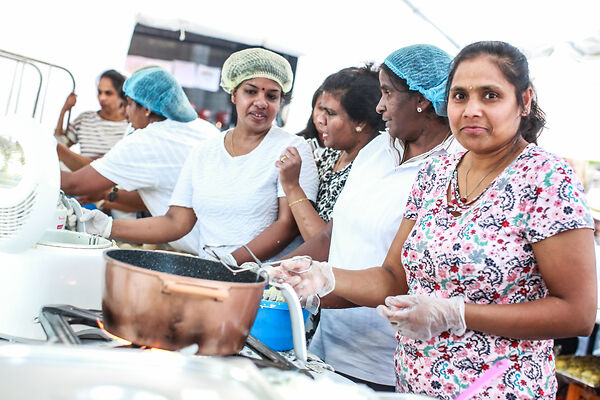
[249,299,310,351]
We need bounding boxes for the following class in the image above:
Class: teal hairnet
[220,48,294,94]
[123,67,196,122]
[383,44,452,116]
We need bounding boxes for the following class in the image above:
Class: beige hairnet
[220,48,294,94]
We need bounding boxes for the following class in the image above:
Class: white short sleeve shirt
[169,125,318,258]
[309,132,463,385]
[91,118,219,253]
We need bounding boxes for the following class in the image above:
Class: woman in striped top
[55,69,129,170]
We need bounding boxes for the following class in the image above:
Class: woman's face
[315,92,357,150]
[232,78,282,134]
[312,93,326,144]
[376,69,415,141]
[447,55,530,154]
[97,77,123,113]
[125,97,150,130]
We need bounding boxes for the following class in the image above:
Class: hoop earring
[417,107,422,113]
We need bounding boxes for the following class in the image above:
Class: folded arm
[277,146,326,240]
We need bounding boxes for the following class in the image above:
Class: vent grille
[0,188,37,239]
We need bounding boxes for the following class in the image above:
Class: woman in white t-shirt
[278,44,460,391]
[82,48,318,263]
[61,66,217,254]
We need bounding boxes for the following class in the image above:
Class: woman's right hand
[270,256,335,300]
[62,92,77,111]
[80,208,113,238]
[276,146,302,192]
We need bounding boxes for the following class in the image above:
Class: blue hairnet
[383,44,452,116]
[123,67,196,122]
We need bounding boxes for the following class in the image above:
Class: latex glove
[64,207,77,231]
[270,257,335,301]
[79,208,112,238]
[219,252,238,267]
[376,295,466,340]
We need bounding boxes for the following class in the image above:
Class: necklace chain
[230,129,236,157]
[459,138,521,202]
[401,130,452,165]
[333,151,346,172]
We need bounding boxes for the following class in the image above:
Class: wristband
[107,186,119,202]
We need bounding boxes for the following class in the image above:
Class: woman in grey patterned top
[277,65,384,240]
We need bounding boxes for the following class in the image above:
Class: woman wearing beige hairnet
[82,48,319,263]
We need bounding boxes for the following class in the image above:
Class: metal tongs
[202,243,313,277]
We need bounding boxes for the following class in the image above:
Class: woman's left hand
[276,146,303,192]
[376,294,466,340]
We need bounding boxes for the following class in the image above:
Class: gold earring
[355,126,362,133]
[417,107,422,113]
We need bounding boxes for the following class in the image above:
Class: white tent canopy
[1,0,599,159]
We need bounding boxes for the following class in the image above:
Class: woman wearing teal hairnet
[80,48,319,263]
[275,41,597,399]
[275,44,462,391]
[61,67,219,254]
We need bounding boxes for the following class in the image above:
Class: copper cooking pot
[102,249,267,355]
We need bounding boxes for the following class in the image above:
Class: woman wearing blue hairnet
[61,67,219,254]
[275,41,596,399]
[80,48,318,264]
[276,44,462,391]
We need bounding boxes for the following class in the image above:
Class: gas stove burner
[14,304,313,377]
[39,305,108,345]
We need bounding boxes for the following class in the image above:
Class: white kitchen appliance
[0,115,115,339]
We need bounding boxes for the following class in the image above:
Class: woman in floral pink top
[397,143,591,398]
[274,41,597,400]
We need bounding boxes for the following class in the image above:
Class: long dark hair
[297,87,324,143]
[446,41,546,143]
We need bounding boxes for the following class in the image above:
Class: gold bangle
[288,197,308,207]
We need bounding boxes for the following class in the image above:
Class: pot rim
[103,248,268,288]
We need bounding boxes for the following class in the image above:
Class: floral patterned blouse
[315,148,352,222]
[398,144,593,400]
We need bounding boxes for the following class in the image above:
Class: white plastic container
[0,229,116,339]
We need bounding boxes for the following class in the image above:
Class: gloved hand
[219,252,238,267]
[64,207,77,231]
[376,295,466,340]
[79,208,113,238]
[269,256,335,301]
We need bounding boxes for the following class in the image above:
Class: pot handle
[271,282,307,363]
[162,281,230,302]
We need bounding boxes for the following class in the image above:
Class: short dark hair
[446,41,546,143]
[320,63,385,134]
[99,69,127,102]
